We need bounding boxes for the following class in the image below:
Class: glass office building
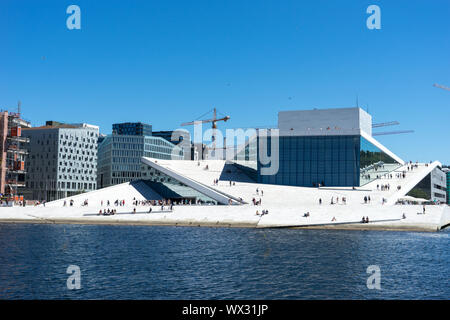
[241,135,400,187]
[232,107,404,188]
[140,165,217,204]
[23,123,99,201]
[112,122,152,136]
[97,133,184,188]
[446,170,450,204]
[406,167,447,202]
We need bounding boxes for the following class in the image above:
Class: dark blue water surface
[0,223,448,299]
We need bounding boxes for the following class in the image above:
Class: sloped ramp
[141,157,242,205]
[386,161,443,204]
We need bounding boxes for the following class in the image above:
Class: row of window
[433,192,446,199]
[260,173,357,187]
[27,181,96,190]
[26,181,97,190]
[28,173,95,181]
[60,131,98,139]
[59,147,96,156]
[112,171,142,178]
[433,184,447,191]
[60,141,97,148]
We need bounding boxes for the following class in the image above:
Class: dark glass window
[360,137,402,185]
[258,135,360,187]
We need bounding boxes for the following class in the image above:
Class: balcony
[7,136,29,143]
[6,147,28,155]
[5,180,26,187]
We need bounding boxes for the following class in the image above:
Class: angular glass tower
[232,107,404,187]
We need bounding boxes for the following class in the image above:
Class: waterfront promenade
[0,200,448,232]
[0,161,448,232]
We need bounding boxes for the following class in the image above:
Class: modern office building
[446,169,450,205]
[97,123,184,188]
[112,122,152,136]
[407,166,447,203]
[148,129,214,161]
[0,111,31,201]
[22,121,99,201]
[439,167,449,204]
[233,107,404,187]
[152,130,184,143]
[430,167,447,203]
[152,130,192,160]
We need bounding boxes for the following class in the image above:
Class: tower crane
[372,121,399,128]
[181,108,230,157]
[433,83,450,91]
[373,130,414,136]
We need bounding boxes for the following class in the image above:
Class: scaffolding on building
[0,111,31,204]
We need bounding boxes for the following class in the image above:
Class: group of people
[157,204,173,211]
[406,162,419,171]
[361,216,370,223]
[312,181,325,188]
[252,198,262,205]
[329,196,347,205]
[97,198,203,208]
[377,183,391,191]
[394,172,407,179]
[132,199,177,206]
[363,196,371,204]
[98,208,117,216]
[101,199,126,206]
[97,204,176,216]
[256,209,269,216]
[63,199,74,207]
[2,200,27,207]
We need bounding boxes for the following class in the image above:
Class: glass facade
[359,137,402,185]
[97,134,183,188]
[112,122,152,136]
[447,171,450,204]
[141,165,217,204]
[232,134,402,188]
[406,173,431,200]
[233,135,258,181]
[258,135,360,187]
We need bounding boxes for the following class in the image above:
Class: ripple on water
[0,224,448,299]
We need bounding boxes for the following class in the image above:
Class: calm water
[0,223,448,299]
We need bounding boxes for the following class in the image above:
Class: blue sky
[1,0,449,163]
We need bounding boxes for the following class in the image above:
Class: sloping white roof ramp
[141,157,244,205]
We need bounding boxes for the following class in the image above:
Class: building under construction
[0,110,31,203]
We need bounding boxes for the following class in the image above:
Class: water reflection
[0,224,448,299]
